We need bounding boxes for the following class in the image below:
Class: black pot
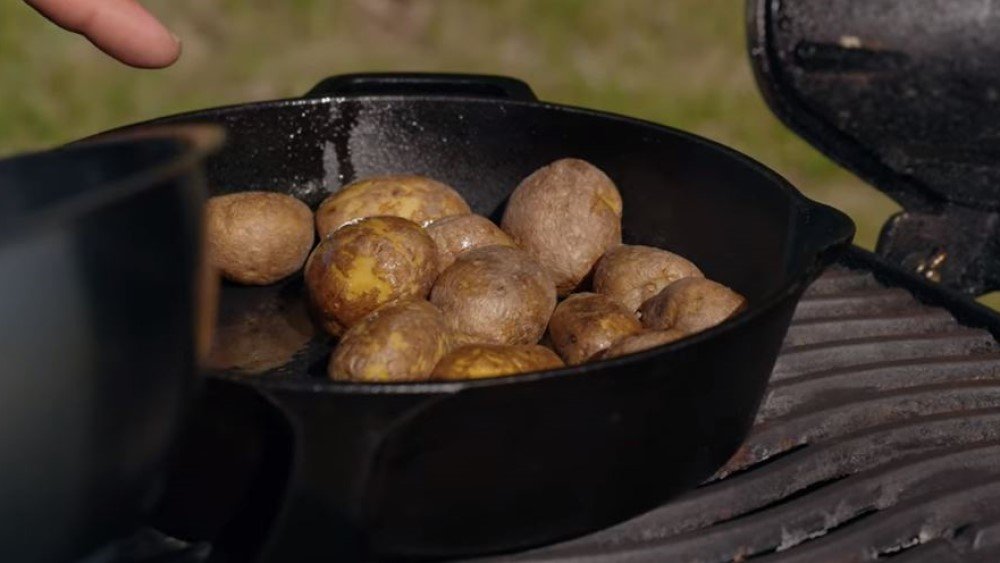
[103,74,854,561]
[0,127,221,563]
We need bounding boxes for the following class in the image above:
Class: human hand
[25,0,180,68]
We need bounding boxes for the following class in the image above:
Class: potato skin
[206,191,315,285]
[316,175,471,238]
[593,329,687,361]
[305,216,438,335]
[329,300,452,382]
[639,277,747,334]
[432,344,564,380]
[593,245,704,313]
[501,158,622,295]
[426,214,516,274]
[430,245,557,345]
[547,292,642,365]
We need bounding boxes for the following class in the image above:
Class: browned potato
[316,175,471,238]
[547,292,642,365]
[430,245,556,345]
[206,191,315,285]
[425,214,516,274]
[593,329,687,361]
[639,277,747,334]
[593,244,704,313]
[305,216,438,335]
[329,300,453,382]
[206,292,315,375]
[432,344,564,380]
[501,158,622,295]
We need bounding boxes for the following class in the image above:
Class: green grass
[10,0,991,306]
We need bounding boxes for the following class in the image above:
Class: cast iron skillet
[0,126,220,563]
[103,74,854,561]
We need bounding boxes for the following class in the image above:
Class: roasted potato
[328,300,452,382]
[593,244,703,313]
[593,329,687,361]
[430,245,556,345]
[547,292,642,364]
[206,191,315,285]
[501,158,622,295]
[639,277,747,334]
[316,175,471,238]
[425,214,516,274]
[305,216,438,335]
[432,344,564,380]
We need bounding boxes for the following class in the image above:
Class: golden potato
[432,344,565,380]
[593,244,704,313]
[547,292,642,365]
[316,175,471,238]
[593,329,687,361]
[206,191,315,285]
[430,245,556,345]
[329,300,452,383]
[206,292,315,375]
[501,158,622,295]
[305,216,438,335]
[639,277,747,334]
[425,214,516,274]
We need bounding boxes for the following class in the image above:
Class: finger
[25,0,181,68]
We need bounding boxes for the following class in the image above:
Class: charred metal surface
[878,208,1000,296]
[476,266,1000,563]
[108,265,1000,562]
[748,0,1000,295]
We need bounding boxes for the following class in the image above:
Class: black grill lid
[748,0,1000,296]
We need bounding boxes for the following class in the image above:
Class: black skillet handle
[794,199,855,279]
[304,72,538,101]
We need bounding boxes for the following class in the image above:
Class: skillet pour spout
[108,73,854,561]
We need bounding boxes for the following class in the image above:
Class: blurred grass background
[11,1,991,305]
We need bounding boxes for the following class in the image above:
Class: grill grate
[479,265,1000,562]
[98,264,1000,562]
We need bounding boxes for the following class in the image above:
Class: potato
[547,292,642,365]
[639,277,747,334]
[501,158,622,295]
[426,214,516,274]
[329,300,453,383]
[206,292,315,375]
[316,175,471,238]
[593,244,703,313]
[593,329,687,361]
[432,344,564,380]
[430,245,556,345]
[206,191,315,285]
[305,216,438,335]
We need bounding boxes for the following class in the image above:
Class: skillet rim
[108,94,854,395]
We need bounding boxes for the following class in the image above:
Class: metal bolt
[915,248,948,283]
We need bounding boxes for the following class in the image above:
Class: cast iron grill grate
[476,264,1000,563]
[101,262,1000,562]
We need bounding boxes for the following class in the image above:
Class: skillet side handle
[304,73,538,101]
[794,200,855,279]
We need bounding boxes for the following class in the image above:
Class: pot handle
[304,72,538,101]
[794,199,856,277]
